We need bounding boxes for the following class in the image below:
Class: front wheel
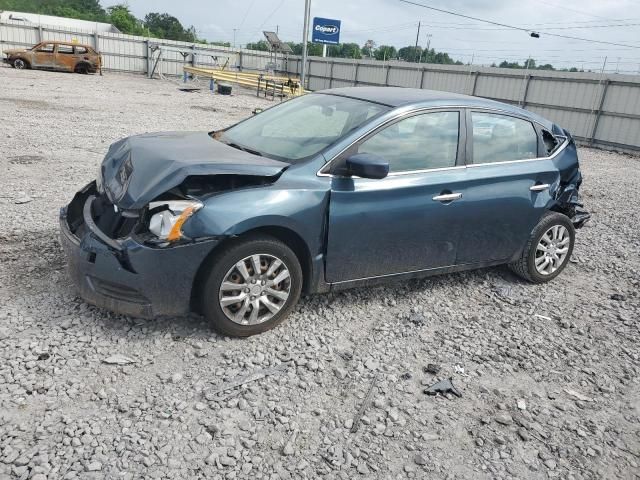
[200,235,303,337]
[509,212,575,283]
[12,58,28,69]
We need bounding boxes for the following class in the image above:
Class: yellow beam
[184,66,306,97]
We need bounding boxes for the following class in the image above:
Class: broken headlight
[148,200,203,242]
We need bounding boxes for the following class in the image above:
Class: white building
[0,11,120,34]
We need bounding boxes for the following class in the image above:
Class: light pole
[233,29,237,49]
[301,0,311,90]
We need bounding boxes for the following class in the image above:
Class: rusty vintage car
[3,41,101,74]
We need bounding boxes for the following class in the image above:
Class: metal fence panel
[2,19,639,153]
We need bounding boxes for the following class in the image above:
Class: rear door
[31,43,55,68]
[54,43,76,71]
[456,110,559,264]
[325,109,468,282]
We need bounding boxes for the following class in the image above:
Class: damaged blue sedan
[60,87,589,336]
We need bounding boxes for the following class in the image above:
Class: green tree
[374,45,396,61]
[398,45,422,62]
[144,12,200,42]
[327,42,361,59]
[361,40,376,58]
[246,40,270,51]
[107,4,143,35]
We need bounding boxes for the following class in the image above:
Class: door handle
[530,183,550,192]
[432,193,462,202]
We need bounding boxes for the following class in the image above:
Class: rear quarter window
[75,46,88,54]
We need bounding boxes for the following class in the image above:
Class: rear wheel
[509,212,575,283]
[75,63,89,74]
[12,58,28,69]
[200,235,303,337]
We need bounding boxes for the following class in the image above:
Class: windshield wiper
[226,142,263,157]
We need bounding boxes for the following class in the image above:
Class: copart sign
[312,17,341,45]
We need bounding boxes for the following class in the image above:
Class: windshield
[218,94,389,162]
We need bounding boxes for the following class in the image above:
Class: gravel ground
[0,66,639,480]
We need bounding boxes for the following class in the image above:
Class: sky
[102,0,640,72]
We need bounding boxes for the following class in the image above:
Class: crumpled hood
[100,131,288,210]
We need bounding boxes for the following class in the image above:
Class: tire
[509,211,575,283]
[12,58,28,70]
[200,234,303,337]
[75,63,89,74]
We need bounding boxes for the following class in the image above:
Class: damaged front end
[60,131,289,318]
[59,181,221,318]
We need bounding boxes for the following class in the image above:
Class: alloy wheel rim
[219,254,291,325]
[15,59,25,69]
[535,225,570,275]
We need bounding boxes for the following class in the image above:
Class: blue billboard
[312,17,341,45]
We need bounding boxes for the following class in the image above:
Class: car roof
[318,87,554,129]
[40,41,94,49]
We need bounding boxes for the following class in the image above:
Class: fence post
[471,71,480,96]
[353,63,359,86]
[590,79,611,146]
[419,68,426,89]
[145,40,152,78]
[520,74,532,108]
[93,32,99,51]
[384,65,391,86]
[329,61,334,89]
[37,25,43,43]
[238,51,243,71]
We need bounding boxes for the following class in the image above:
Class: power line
[398,0,640,49]
[530,0,619,21]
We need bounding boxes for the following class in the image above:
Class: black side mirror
[345,153,389,179]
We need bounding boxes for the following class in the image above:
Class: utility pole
[233,29,237,49]
[301,0,311,89]
[414,21,421,62]
[423,34,432,63]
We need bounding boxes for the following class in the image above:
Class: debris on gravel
[0,66,639,479]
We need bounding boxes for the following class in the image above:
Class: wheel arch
[13,56,30,67]
[189,225,314,313]
[75,61,91,73]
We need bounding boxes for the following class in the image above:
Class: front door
[31,43,55,68]
[325,110,468,283]
[456,110,558,264]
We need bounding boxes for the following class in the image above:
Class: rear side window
[75,46,88,54]
[57,44,74,54]
[541,129,559,155]
[357,111,460,173]
[472,112,538,164]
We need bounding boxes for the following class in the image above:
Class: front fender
[182,187,330,255]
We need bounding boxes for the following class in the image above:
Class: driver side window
[357,111,460,173]
[36,43,55,53]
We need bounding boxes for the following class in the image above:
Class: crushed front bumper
[59,183,219,318]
